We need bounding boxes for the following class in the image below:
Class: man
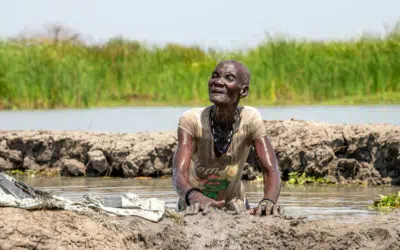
[173,60,282,216]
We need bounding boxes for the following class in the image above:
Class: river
[0,105,399,133]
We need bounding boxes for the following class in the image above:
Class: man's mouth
[210,88,225,95]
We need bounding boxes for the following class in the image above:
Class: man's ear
[240,86,249,98]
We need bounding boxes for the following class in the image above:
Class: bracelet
[258,198,276,206]
[185,188,202,206]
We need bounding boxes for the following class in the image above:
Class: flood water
[1,105,399,133]
[19,176,400,220]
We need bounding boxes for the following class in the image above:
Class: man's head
[208,60,250,105]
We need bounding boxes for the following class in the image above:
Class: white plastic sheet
[0,173,165,222]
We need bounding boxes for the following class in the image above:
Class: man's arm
[253,136,281,202]
[172,128,225,209]
[249,136,283,216]
[172,128,196,197]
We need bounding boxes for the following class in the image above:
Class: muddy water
[19,176,400,219]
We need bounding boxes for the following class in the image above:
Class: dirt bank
[0,207,399,250]
[0,120,399,184]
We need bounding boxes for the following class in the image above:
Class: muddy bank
[0,131,177,178]
[0,120,399,184]
[0,207,399,250]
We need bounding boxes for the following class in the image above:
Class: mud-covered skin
[173,60,282,214]
[248,199,284,216]
[1,207,399,250]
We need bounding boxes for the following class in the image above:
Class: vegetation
[368,192,400,212]
[250,171,331,185]
[1,24,400,109]
[5,168,60,177]
[286,171,331,185]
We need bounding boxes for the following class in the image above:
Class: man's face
[208,62,248,105]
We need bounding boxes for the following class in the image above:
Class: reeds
[1,27,399,109]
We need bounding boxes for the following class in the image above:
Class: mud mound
[179,211,400,250]
[248,120,400,185]
[0,207,399,250]
[0,120,399,184]
[0,131,177,178]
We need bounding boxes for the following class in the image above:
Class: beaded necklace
[210,106,239,157]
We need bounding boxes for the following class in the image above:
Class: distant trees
[9,23,83,45]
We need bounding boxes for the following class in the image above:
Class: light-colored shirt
[177,105,267,210]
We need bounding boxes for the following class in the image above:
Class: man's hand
[248,199,283,217]
[184,191,225,216]
[226,198,247,214]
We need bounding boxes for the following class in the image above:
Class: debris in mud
[0,173,166,222]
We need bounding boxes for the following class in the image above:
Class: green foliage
[368,192,400,212]
[287,172,330,185]
[5,168,60,177]
[1,25,400,109]
[5,169,25,175]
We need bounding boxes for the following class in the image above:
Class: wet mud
[0,207,399,250]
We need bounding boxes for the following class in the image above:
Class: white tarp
[0,173,165,222]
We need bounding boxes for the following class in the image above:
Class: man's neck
[213,104,238,123]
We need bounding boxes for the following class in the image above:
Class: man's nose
[213,78,224,87]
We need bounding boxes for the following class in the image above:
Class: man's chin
[209,95,226,105]
[209,98,224,105]
[209,96,240,106]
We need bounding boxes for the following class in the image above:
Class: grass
[1,24,400,109]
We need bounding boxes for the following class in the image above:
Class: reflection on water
[19,176,400,219]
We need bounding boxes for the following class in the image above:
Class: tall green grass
[1,28,399,109]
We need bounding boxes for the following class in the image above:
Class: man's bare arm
[248,136,283,216]
[173,128,225,209]
[172,128,195,197]
[253,136,281,202]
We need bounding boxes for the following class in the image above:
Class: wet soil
[0,207,399,250]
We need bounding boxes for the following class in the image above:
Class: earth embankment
[0,120,399,184]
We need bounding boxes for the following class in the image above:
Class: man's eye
[211,73,218,78]
[226,75,235,81]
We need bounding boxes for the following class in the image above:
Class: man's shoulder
[178,107,209,136]
[179,107,210,126]
[241,106,267,139]
[180,107,207,119]
[241,106,262,118]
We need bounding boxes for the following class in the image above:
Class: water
[20,176,400,220]
[1,105,399,133]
